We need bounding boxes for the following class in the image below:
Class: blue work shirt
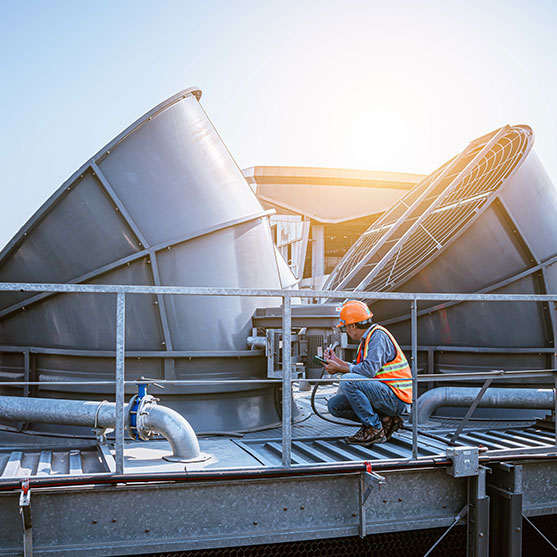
[348,325,396,378]
[347,325,412,412]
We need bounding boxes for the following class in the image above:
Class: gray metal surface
[0,87,296,434]
[324,125,557,379]
[0,469,467,556]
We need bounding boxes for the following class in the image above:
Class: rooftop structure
[243,166,424,284]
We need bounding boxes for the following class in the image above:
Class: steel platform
[0,387,556,556]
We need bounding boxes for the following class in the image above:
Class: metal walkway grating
[236,424,556,466]
[235,431,443,467]
[0,446,109,478]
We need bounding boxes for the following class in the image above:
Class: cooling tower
[325,125,557,377]
[0,87,295,434]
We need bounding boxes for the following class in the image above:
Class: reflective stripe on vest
[356,324,413,403]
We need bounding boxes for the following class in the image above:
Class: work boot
[381,415,404,440]
[345,425,386,446]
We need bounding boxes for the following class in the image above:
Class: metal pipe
[139,403,201,462]
[0,396,201,461]
[416,387,556,424]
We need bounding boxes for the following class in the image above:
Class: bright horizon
[1,0,556,250]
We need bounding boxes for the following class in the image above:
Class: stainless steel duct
[0,87,295,434]
[416,387,555,424]
[324,125,557,377]
[0,395,202,461]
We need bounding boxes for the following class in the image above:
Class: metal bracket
[358,463,386,538]
[19,479,33,557]
[362,470,386,503]
[266,329,302,378]
[467,466,490,557]
[446,446,479,477]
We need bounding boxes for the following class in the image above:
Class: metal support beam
[554,374,557,446]
[148,252,174,353]
[449,379,493,443]
[552,301,557,373]
[487,462,523,557]
[23,349,30,398]
[411,299,418,459]
[281,295,292,468]
[311,224,325,278]
[522,514,557,552]
[115,292,126,475]
[89,161,150,249]
[427,347,435,391]
[467,467,489,557]
[424,504,469,557]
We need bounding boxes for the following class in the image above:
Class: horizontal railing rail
[0,282,555,473]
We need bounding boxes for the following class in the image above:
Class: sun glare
[328,84,430,172]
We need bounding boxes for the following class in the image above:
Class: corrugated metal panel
[0,446,108,478]
[236,426,556,466]
[235,431,444,466]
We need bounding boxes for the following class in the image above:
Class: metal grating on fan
[324,125,532,294]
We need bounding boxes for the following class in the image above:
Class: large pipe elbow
[138,403,202,462]
[416,387,555,424]
[0,395,205,463]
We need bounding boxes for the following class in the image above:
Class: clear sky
[1,0,556,250]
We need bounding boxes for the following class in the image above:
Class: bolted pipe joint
[0,395,209,464]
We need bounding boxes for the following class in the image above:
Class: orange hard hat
[336,300,373,328]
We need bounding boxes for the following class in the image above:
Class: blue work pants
[327,373,407,429]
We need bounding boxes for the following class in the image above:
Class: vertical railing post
[23,349,30,398]
[554,374,557,446]
[411,298,418,459]
[115,291,126,474]
[551,300,557,445]
[282,294,292,467]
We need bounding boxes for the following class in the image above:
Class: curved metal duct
[325,125,557,377]
[416,387,555,424]
[0,87,295,434]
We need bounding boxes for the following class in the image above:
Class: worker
[323,300,413,446]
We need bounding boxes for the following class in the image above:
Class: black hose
[310,367,359,427]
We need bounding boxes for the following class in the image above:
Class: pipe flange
[135,395,159,441]
[163,452,212,464]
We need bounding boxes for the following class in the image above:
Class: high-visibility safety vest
[356,324,413,403]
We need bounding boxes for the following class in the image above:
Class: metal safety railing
[0,282,556,475]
